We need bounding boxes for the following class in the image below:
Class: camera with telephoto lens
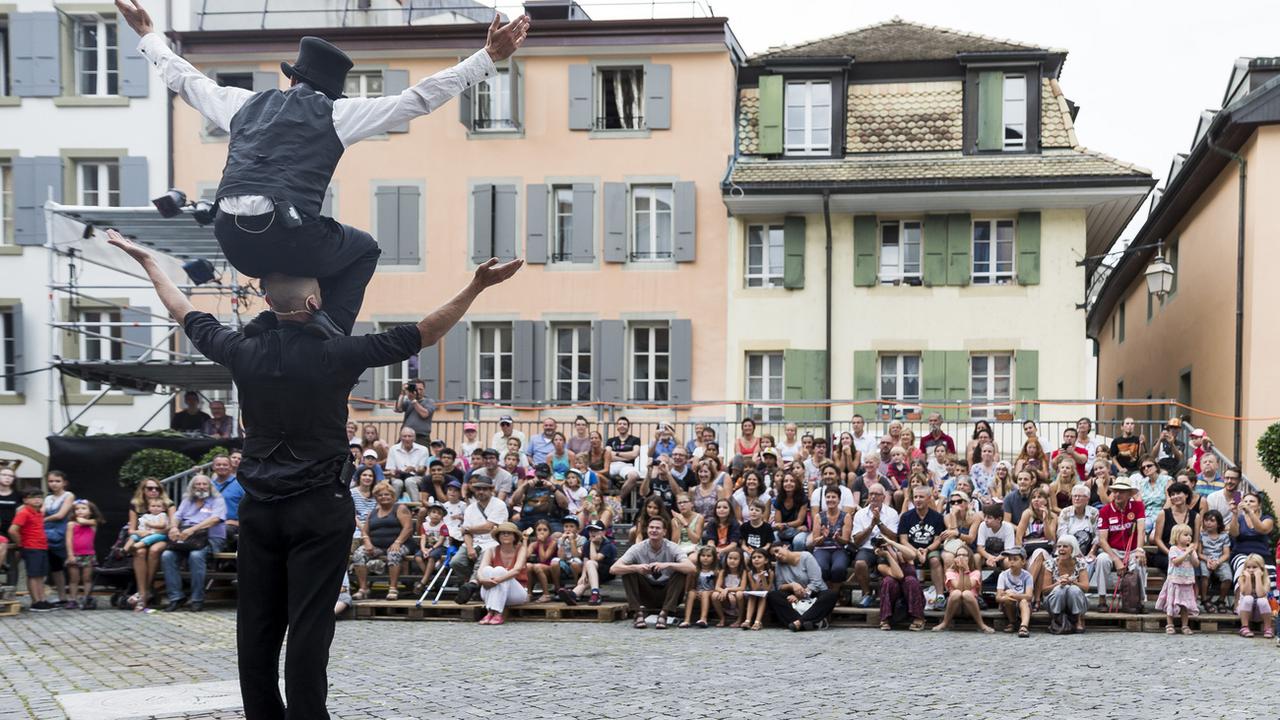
[871,536,887,549]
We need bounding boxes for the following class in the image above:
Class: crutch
[418,544,458,607]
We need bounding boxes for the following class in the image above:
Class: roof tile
[847,81,963,152]
[752,17,1056,64]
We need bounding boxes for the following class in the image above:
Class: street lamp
[1144,242,1175,298]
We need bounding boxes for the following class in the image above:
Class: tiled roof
[737,87,759,155]
[846,81,963,153]
[1040,78,1078,149]
[728,148,1151,186]
[752,17,1055,64]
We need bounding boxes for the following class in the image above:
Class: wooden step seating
[353,599,625,623]
[0,599,20,617]
[830,605,1244,633]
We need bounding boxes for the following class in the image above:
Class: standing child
[1155,523,1200,635]
[42,471,76,606]
[1235,553,1274,639]
[712,547,746,627]
[741,548,773,631]
[681,545,718,628]
[412,503,449,593]
[996,547,1033,637]
[0,468,17,584]
[65,500,102,609]
[525,519,560,601]
[1198,510,1232,612]
[8,490,54,611]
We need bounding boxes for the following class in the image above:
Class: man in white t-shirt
[385,426,431,502]
[450,478,509,604]
[849,483,900,607]
[850,413,877,463]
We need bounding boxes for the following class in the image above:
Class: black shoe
[82,596,98,610]
[302,310,344,340]
[455,582,477,605]
[556,588,579,606]
[163,598,187,612]
[242,310,278,338]
[29,601,56,612]
[188,601,204,612]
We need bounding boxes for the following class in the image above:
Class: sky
[565,0,1280,245]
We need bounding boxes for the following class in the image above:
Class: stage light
[152,189,188,218]
[182,258,217,286]
[191,200,216,226]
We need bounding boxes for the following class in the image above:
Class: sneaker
[82,597,98,610]
[931,595,947,611]
[62,600,80,610]
[30,601,55,612]
[857,595,876,608]
[588,590,602,606]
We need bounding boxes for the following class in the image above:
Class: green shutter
[946,213,971,286]
[944,351,969,421]
[923,214,948,287]
[783,349,827,422]
[853,350,877,419]
[1015,349,1039,420]
[921,351,946,406]
[783,216,806,289]
[758,75,783,155]
[853,215,878,287]
[977,70,1004,151]
[1016,211,1041,285]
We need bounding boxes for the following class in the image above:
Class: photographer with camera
[511,463,569,532]
[396,380,436,447]
[874,534,925,631]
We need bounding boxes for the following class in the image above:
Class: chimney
[523,0,590,21]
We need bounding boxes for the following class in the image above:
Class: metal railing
[159,460,216,500]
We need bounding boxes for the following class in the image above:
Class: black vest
[217,85,344,218]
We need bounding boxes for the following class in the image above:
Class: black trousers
[214,211,380,336]
[237,480,354,720]
[766,588,839,628]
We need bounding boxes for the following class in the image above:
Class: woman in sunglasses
[127,477,177,609]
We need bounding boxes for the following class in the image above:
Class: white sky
[571,0,1280,244]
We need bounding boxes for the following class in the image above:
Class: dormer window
[1002,73,1026,150]
[972,69,1038,154]
[784,80,831,155]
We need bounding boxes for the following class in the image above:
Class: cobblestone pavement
[3,606,1279,719]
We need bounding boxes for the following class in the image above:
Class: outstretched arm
[106,230,194,325]
[416,258,522,348]
[117,0,254,133]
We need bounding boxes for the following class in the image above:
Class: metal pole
[229,266,242,439]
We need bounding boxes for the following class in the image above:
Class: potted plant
[994,411,1015,421]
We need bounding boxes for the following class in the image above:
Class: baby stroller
[93,524,139,609]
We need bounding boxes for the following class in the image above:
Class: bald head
[262,273,322,318]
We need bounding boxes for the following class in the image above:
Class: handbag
[169,528,210,553]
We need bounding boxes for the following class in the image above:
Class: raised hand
[114,0,154,36]
[105,229,153,265]
[484,13,531,62]
[472,257,523,289]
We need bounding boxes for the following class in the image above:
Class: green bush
[118,449,195,490]
[197,446,231,466]
[1258,422,1280,480]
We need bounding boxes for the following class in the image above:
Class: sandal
[385,590,399,601]
[1002,624,1014,633]
[1181,626,1193,636]
[695,620,708,629]
[413,581,427,594]
[678,621,691,629]
[879,622,892,631]
[654,615,668,629]
[1265,627,1275,639]
[633,613,647,629]
[1165,625,1175,635]
[909,620,925,632]
[728,621,740,629]
[741,622,751,631]
[1240,627,1255,638]
[751,621,763,631]
[1017,625,1030,638]
[352,590,368,601]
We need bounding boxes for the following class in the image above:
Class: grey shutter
[493,184,518,262]
[602,182,627,262]
[350,321,376,409]
[321,185,335,218]
[13,157,63,246]
[117,19,149,98]
[396,186,420,265]
[374,186,400,262]
[252,72,277,92]
[509,61,523,129]
[121,305,152,395]
[669,319,691,404]
[571,183,595,263]
[119,156,149,207]
[443,322,469,403]
[471,184,493,264]
[419,342,440,400]
[525,183,548,264]
[530,320,546,401]
[9,304,24,396]
[9,13,61,97]
[673,180,696,262]
[593,320,625,402]
[513,320,535,402]
[459,84,474,131]
[382,69,411,133]
[568,64,593,130]
[644,63,671,130]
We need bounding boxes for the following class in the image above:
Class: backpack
[1117,571,1144,614]
[1048,611,1076,635]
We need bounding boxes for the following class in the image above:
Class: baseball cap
[534,462,552,478]
[562,514,581,526]
[446,479,464,489]
[586,522,605,532]
[1190,428,1206,438]
[762,448,780,459]
[1001,547,1026,558]
[1166,417,1182,429]
[362,449,378,459]
[463,422,478,431]
[499,415,514,425]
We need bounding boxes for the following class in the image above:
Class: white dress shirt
[138,32,496,215]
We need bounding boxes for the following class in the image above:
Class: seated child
[124,498,170,553]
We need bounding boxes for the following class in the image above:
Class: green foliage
[118,449,195,490]
[1258,422,1280,480]
[197,446,231,466]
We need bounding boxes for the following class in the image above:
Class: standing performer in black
[109,230,521,719]
[114,0,528,338]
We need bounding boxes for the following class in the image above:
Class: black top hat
[280,36,353,100]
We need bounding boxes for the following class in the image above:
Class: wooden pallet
[830,605,1244,633]
[0,600,21,617]
[354,600,484,621]
[505,601,626,622]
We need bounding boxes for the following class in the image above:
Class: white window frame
[473,66,515,131]
[474,323,512,401]
[553,324,592,402]
[343,70,383,99]
[595,66,645,130]
[745,351,784,421]
[1002,73,1027,151]
[73,15,118,97]
[630,184,673,261]
[879,353,921,404]
[0,161,12,246]
[551,185,574,263]
[745,224,784,288]
[969,353,1013,419]
[76,160,120,207]
[79,309,122,392]
[783,79,832,156]
[879,220,922,285]
[630,323,669,402]
[0,309,14,394]
[972,218,1015,285]
[376,322,414,402]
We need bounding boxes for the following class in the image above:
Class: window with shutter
[630,323,669,402]
[784,80,831,156]
[551,185,573,262]
[73,15,119,96]
[969,353,1013,419]
[879,221,922,285]
[475,323,513,401]
[473,66,518,131]
[972,219,1016,285]
[0,161,13,247]
[0,21,11,97]
[630,185,673,261]
[745,352,784,421]
[745,224,784,288]
[879,354,921,403]
[596,66,644,130]
[78,308,123,392]
[75,160,120,207]
[0,307,17,394]
[553,324,592,402]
